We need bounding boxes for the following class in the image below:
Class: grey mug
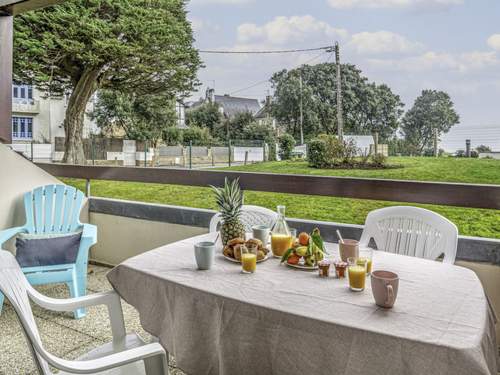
[252,225,270,245]
[194,241,215,270]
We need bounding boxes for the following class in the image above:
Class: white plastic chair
[359,206,458,264]
[209,205,278,233]
[0,250,169,375]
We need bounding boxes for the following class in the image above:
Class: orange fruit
[287,254,301,265]
[298,232,310,246]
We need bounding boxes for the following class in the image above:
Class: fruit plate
[285,262,318,271]
[222,253,271,264]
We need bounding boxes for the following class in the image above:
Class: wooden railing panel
[36,163,500,210]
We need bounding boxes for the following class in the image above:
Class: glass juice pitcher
[271,205,293,258]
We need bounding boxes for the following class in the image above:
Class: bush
[163,126,183,146]
[371,153,387,167]
[470,150,479,158]
[455,149,465,157]
[278,134,296,160]
[307,134,388,169]
[307,134,358,168]
[307,138,328,168]
[182,126,213,146]
[476,145,491,153]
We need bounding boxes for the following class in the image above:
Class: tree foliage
[270,63,404,141]
[185,103,222,134]
[91,90,176,147]
[476,145,491,153]
[278,134,296,160]
[14,0,201,163]
[401,90,459,153]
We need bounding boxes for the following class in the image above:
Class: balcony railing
[12,99,40,114]
[36,163,500,210]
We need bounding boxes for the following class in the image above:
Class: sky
[186,0,500,150]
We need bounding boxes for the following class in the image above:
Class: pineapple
[211,178,246,245]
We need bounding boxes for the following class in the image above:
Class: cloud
[348,31,423,55]
[327,0,463,10]
[190,0,252,5]
[367,51,500,73]
[487,34,500,51]
[237,15,348,45]
[190,17,220,33]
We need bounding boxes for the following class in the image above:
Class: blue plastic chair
[0,184,97,319]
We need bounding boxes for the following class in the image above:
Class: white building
[11,83,98,144]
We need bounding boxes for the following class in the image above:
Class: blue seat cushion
[15,232,82,268]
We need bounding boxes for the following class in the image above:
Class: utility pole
[299,72,304,145]
[334,42,344,141]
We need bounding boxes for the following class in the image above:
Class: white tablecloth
[107,233,497,375]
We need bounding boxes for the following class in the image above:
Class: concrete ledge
[89,197,214,228]
[89,197,500,265]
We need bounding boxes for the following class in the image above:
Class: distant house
[255,95,276,128]
[189,88,261,119]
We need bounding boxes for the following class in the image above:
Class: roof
[214,95,261,118]
[255,103,272,119]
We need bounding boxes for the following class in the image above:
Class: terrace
[1,142,500,374]
[1,0,500,374]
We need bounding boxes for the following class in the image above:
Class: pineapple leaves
[210,178,244,222]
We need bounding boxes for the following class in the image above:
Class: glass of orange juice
[358,248,373,275]
[348,257,367,291]
[241,245,257,274]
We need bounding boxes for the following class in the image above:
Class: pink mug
[371,270,399,308]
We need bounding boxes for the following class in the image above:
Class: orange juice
[348,265,366,291]
[357,258,372,274]
[271,234,293,257]
[241,253,257,273]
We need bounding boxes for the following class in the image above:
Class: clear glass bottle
[270,205,292,258]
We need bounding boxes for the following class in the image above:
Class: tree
[270,63,403,140]
[278,134,296,160]
[182,126,213,146]
[185,103,222,134]
[213,112,255,141]
[401,90,459,154]
[14,0,201,163]
[476,145,491,153]
[91,90,176,148]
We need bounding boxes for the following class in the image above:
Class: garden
[62,155,500,239]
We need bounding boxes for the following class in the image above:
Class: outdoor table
[107,233,498,375]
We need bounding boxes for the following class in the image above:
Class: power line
[198,46,333,54]
[228,50,329,96]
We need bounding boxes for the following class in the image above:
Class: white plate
[222,252,271,264]
[285,262,318,270]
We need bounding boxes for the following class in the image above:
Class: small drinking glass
[348,257,367,292]
[241,244,257,274]
[358,248,373,276]
[289,228,297,239]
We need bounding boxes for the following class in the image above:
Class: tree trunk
[62,69,101,164]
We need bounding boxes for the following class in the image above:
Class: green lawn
[61,157,500,239]
[224,157,500,184]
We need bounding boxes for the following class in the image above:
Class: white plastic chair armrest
[43,342,166,374]
[28,289,126,340]
[0,226,27,248]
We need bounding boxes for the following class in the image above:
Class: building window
[12,117,33,139]
[13,84,34,103]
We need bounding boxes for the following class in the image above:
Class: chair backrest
[359,206,458,264]
[24,184,84,235]
[0,250,51,374]
[209,205,278,232]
